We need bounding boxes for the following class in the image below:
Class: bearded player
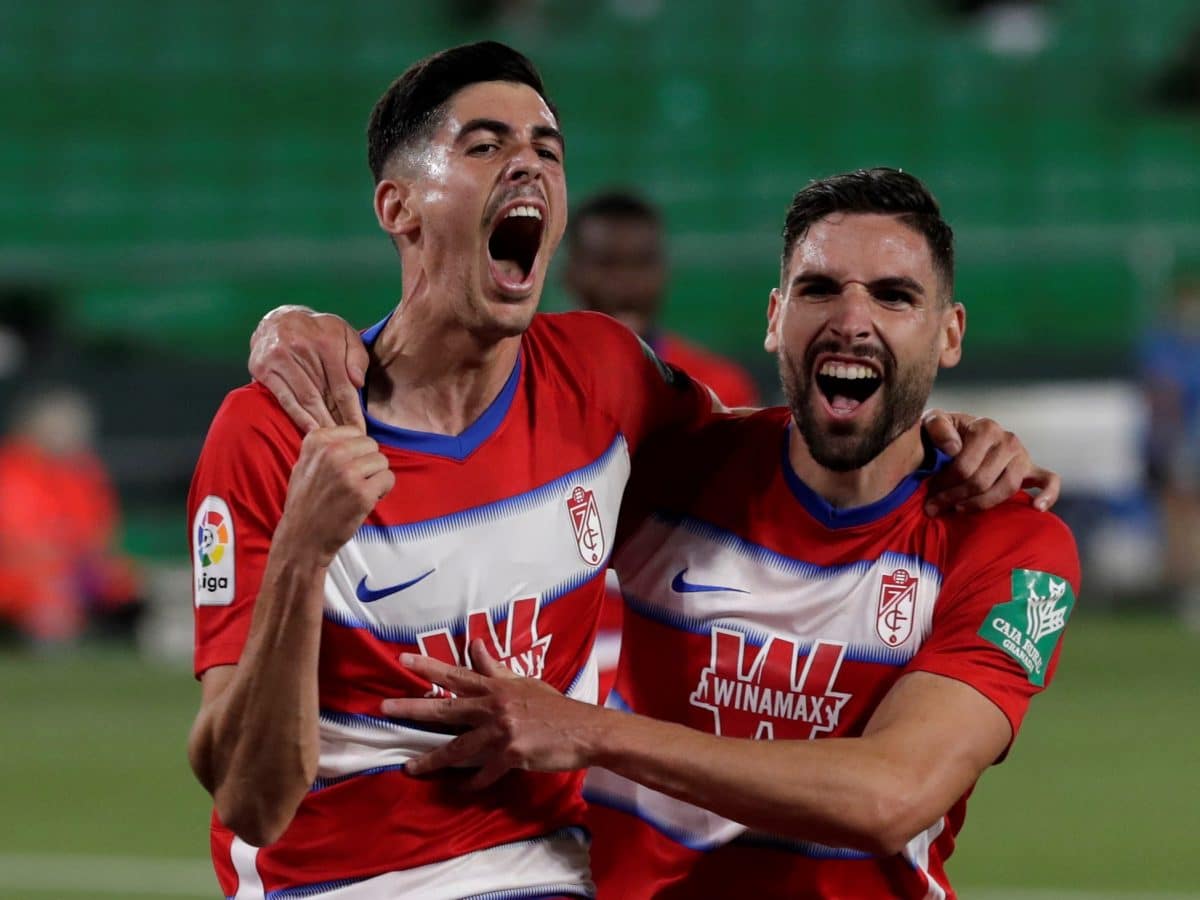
[374,168,1079,899]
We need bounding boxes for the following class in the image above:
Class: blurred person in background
[0,388,142,646]
[564,188,761,698]
[564,190,760,409]
[1141,272,1200,623]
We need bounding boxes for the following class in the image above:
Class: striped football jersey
[585,407,1080,900]
[188,311,710,899]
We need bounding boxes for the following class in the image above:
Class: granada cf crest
[877,569,917,646]
[567,485,605,566]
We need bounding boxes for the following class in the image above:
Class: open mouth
[814,359,882,417]
[488,203,545,291]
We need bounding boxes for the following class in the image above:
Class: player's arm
[187,427,392,847]
[386,645,1008,855]
[248,306,369,432]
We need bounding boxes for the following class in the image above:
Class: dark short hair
[367,41,555,181]
[780,168,955,295]
[566,189,661,247]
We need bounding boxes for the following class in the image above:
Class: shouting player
[374,169,1080,899]
[197,41,1057,900]
[187,41,720,898]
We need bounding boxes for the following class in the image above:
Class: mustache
[802,339,894,379]
[482,187,545,227]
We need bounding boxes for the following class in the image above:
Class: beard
[780,338,935,472]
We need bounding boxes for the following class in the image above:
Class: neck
[787,422,926,509]
[366,301,522,437]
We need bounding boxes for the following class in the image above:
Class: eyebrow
[789,272,925,296]
[456,118,566,152]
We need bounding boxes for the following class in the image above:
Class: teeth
[818,361,878,380]
[505,205,542,220]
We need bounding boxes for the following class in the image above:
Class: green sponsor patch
[978,568,1076,686]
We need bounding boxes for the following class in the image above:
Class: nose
[827,283,874,342]
[504,142,543,184]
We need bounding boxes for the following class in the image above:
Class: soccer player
[373,169,1080,899]
[187,42,721,898]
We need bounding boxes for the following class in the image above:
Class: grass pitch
[0,613,1196,898]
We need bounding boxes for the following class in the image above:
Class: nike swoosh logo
[671,567,749,595]
[356,569,435,603]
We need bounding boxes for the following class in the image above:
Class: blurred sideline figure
[564,190,760,409]
[1141,273,1200,622]
[0,388,141,646]
[564,189,761,698]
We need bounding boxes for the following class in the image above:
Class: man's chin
[476,298,538,340]
[807,437,877,472]
[798,409,887,472]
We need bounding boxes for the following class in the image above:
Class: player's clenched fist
[280,426,394,565]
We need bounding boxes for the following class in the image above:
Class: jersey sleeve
[582,313,714,454]
[187,385,301,677]
[905,504,1081,745]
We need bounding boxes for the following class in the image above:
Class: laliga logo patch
[193,496,235,607]
[566,485,605,566]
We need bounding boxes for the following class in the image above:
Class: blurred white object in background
[931,380,1145,496]
[932,380,1160,593]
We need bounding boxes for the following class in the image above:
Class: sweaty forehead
[787,213,936,287]
[439,80,559,135]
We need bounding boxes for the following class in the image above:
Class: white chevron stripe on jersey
[314,652,599,782]
[584,766,746,852]
[904,815,949,900]
[615,514,942,660]
[585,766,874,859]
[320,436,629,636]
[229,838,263,899]
[586,764,946,867]
[229,828,593,900]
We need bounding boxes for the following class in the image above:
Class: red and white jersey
[188,311,710,900]
[585,408,1080,900]
[593,332,760,700]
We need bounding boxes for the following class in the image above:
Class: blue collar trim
[359,313,522,461]
[780,422,951,529]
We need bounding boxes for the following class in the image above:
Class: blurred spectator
[1153,24,1200,110]
[1141,274,1200,621]
[564,189,761,408]
[0,285,61,381]
[0,388,142,647]
[938,0,1055,57]
[564,189,761,698]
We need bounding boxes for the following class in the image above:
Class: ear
[938,301,966,369]
[374,178,419,240]
[764,288,783,354]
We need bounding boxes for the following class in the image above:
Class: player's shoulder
[527,310,686,397]
[662,331,737,370]
[639,406,787,479]
[204,382,304,451]
[944,494,1080,585]
[692,405,788,448]
[529,310,641,352]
